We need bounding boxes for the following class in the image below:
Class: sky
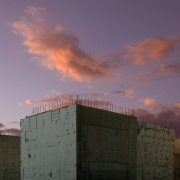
[0,0,180,136]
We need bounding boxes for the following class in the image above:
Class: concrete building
[137,122,174,180]
[20,103,175,180]
[0,135,21,180]
[21,104,137,180]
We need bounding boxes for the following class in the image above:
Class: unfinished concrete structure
[21,104,137,180]
[21,103,176,180]
[137,122,174,180]
[0,135,21,180]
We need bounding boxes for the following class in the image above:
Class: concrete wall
[0,135,20,180]
[21,105,76,180]
[137,122,174,180]
[174,139,180,179]
[76,105,137,180]
[174,139,180,154]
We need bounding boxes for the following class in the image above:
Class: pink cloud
[125,89,134,98]
[11,6,122,82]
[159,63,180,75]
[132,62,180,84]
[125,36,180,65]
[138,98,158,110]
[26,99,35,104]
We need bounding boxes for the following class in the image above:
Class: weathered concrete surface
[77,105,137,180]
[137,122,174,180]
[174,154,180,180]
[0,135,21,180]
[174,139,180,179]
[21,104,177,180]
[174,139,180,154]
[21,105,76,180]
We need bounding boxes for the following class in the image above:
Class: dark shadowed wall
[76,105,137,180]
[0,135,21,180]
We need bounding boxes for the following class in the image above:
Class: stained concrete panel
[21,105,77,180]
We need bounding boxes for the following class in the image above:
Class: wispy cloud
[112,88,134,98]
[7,121,20,125]
[18,102,24,107]
[132,62,180,84]
[12,6,122,82]
[97,51,127,68]
[86,85,95,90]
[125,36,180,65]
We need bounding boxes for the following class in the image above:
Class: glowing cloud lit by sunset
[12,6,115,82]
[138,98,157,110]
[125,36,180,65]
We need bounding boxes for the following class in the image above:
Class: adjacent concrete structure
[137,122,174,180]
[174,139,180,179]
[0,135,21,180]
[21,104,137,180]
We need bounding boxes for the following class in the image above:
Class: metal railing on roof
[30,95,135,116]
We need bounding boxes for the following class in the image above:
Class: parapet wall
[137,122,174,180]
[0,135,20,180]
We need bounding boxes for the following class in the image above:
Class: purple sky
[0,0,180,136]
